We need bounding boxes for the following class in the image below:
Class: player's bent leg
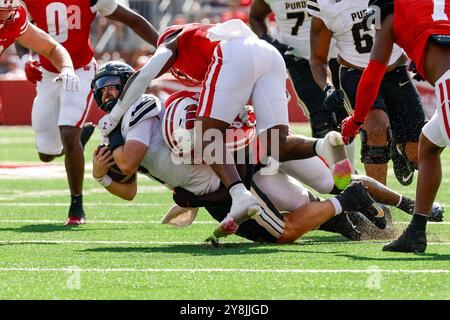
[359,109,390,185]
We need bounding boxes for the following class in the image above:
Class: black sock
[69,194,84,217]
[408,213,427,232]
[397,196,415,215]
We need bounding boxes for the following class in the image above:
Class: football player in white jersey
[307,0,426,187]
[90,61,394,244]
[91,62,443,243]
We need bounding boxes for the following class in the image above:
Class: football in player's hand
[96,144,136,184]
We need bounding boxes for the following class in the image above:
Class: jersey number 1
[433,0,449,21]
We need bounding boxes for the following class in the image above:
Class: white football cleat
[315,131,352,190]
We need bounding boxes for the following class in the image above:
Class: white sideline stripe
[0,240,448,245]
[0,267,449,274]
[0,219,447,225]
[0,203,167,207]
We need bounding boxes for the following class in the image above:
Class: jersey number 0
[45,3,81,43]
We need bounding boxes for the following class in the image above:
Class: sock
[330,197,343,215]
[228,182,246,200]
[408,213,428,232]
[69,194,84,217]
[397,196,415,215]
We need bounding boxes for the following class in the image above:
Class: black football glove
[107,120,124,152]
[260,32,298,64]
[323,84,345,111]
[407,61,425,82]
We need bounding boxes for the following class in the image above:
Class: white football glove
[54,67,80,92]
[98,113,119,137]
[238,105,256,127]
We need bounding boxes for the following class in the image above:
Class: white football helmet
[162,91,256,158]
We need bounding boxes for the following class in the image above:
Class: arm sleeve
[125,118,156,147]
[353,59,387,123]
[90,0,119,16]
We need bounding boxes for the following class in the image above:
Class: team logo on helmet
[162,91,256,160]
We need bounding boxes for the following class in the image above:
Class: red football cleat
[64,216,86,226]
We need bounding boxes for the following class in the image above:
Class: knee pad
[360,128,391,164]
[310,111,338,138]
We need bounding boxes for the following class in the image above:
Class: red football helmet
[0,0,20,29]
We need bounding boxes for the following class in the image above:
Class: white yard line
[0,202,167,207]
[0,267,448,274]
[0,240,448,245]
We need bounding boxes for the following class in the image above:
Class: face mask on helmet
[92,75,124,113]
[0,0,20,29]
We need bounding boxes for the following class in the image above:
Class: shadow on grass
[336,253,450,262]
[82,243,301,256]
[0,224,89,233]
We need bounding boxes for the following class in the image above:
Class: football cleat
[391,144,414,186]
[336,181,385,228]
[315,131,352,190]
[319,213,361,241]
[80,122,96,150]
[430,202,444,222]
[382,227,427,253]
[64,216,86,226]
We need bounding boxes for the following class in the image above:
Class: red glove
[341,116,363,144]
[24,60,43,84]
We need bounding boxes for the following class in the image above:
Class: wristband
[96,175,112,187]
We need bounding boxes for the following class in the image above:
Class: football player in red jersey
[0,1,78,90]
[19,0,159,226]
[98,19,354,240]
[340,0,450,253]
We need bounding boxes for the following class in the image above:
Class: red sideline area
[0,79,436,126]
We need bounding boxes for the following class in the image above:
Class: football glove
[323,84,345,111]
[98,113,119,137]
[341,115,363,144]
[24,60,42,84]
[239,105,256,127]
[55,66,80,92]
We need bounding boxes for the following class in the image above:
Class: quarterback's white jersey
[120,95,221,195]
[266,0,337,59]
[307,0,403,68]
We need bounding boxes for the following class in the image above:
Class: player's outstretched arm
[16,23,74,72]
[104,42,177,133]
[107,3,159,47]
[112,140,148,177]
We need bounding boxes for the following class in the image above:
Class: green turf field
[0,124,449,300]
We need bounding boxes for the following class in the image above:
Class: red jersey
[22,0,117,72]
[394,0,450,78]
[158,24,220,87]
[0,6,28,56]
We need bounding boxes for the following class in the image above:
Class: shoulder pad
[122,95,162,134]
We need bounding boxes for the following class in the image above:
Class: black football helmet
[91,61,135,113]
[364,0,394,27]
